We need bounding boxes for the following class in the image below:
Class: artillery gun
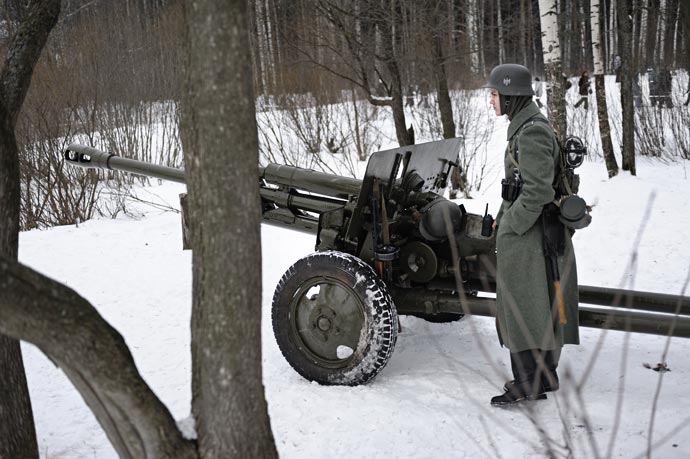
[65,141,690,386]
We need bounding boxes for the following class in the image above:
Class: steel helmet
[483,64,535,96]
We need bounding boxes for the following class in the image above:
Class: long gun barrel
[65,145,186,183]
[65,144,357,234]
[65,144,361,196]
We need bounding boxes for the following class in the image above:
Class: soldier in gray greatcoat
[483,64,580,406]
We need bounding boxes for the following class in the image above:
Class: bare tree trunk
[497,0,505,64]
[383,58,411,146]
[0,111,37,459]
[527,0,537,71]
[181,0,278,457]
[663,0,679,67]
[633,0,643,70]
[681,1,690,64]
[619,0,636,174]
[375,0,412,146]
[569,0,580,71]
[595,74,620,176]
[428,0,459,197]
[483,0,497,72]
[0,258,198,459]
[430,1,455,140]
[519,0,528,65]
[538,0,567,141]
[645,0,660,67]
[0,2,60,457]
[640,0,649,64]
[592,0,619,178]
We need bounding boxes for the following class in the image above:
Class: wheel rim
[289,276,366,369]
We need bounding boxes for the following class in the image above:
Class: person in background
[614,55,622,83]
[647,66,658,107]
[533,77,545,109]
[419,79,430,108]
[405,85,415,108]
[656,67,674,108]
[574,70,590,110]
[483,63,580,406]
[632,74,643,109]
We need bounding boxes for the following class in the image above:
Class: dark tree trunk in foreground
[0,258,198,459]
[0,2,60,457]
[618,0,635,175]
[181,0,277,457]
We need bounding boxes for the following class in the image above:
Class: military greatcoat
[495,102,580,352]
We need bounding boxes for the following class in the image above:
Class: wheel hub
[291,279,365,366]
[317,316,332,331]
[309,306,337,337]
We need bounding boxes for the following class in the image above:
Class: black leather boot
[491,350,547,406]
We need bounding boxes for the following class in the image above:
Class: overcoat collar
[506,101,542,140]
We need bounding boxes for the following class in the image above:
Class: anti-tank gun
[65,141,690,386]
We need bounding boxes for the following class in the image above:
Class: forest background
[1,0,688,231]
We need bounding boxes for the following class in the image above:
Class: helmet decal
[483,64,534,96]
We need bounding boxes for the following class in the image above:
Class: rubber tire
[272,251,398,386]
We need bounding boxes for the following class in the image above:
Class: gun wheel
[272,251,398,386]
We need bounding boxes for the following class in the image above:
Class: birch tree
[591,0,620,177]
[537,0,567,141]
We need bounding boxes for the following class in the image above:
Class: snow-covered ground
[18,104,690,458]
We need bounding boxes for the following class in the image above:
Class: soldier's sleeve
[502,124,555,236]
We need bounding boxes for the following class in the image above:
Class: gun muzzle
[64,144,116,170]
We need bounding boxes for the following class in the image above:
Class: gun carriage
[65,141,690,386]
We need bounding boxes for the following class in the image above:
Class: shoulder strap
[510,116,550,168]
